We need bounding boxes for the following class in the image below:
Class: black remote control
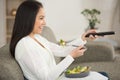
[85,31,115,37]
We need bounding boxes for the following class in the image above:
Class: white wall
[38,0,118,41]
[80,0,117,31]
[0,0,6,48]
[38,0,87,41]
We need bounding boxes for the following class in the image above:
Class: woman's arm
[48,35,86,57]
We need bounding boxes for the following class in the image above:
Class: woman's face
[32,8,46,34]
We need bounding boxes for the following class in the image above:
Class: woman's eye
[40,18,43,20]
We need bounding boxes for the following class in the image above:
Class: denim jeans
[24,76,28,80]
[99,72,110,80]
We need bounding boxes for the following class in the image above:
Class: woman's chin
[38,31,42,34]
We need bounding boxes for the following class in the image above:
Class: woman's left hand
[81,29,99,41]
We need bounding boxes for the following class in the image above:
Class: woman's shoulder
[19,36,29,42]
[16,36,31,47]
[15,36,30,59]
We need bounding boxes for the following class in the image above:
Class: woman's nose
[43,19,46,25]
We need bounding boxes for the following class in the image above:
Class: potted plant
[81,9,101,29]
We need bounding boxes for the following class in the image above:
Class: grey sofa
[0,26,120,80]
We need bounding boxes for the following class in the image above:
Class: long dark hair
[10,0,43,58]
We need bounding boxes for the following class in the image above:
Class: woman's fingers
[86,29,96,34]
[70,46,87,58]
[89,35,96,40]
[81,29,96,41]
[76,46,84,50]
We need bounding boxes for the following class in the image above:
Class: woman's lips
[39,27,43,30]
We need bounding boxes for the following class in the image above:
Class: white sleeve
[48,36,87,57]
[15,40,74,80]
[66,35,87,46]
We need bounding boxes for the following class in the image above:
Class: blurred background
[0,0,120,48]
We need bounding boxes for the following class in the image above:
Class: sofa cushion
[0,44,24,80]
[95,38,119,49]
[72,41,115,63]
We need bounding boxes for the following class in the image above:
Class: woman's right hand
[70,46,87,58]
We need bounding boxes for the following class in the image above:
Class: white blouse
[15,34,86,80]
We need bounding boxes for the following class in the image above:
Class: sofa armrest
[0,44,24,80]
[72,41,115,64]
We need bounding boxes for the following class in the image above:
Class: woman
[10,1,108,80]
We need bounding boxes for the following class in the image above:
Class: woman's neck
[29,33,45,48]
[29,33,35,39]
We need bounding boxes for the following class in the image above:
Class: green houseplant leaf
[81,9,101,29]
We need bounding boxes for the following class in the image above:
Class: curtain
[110,0,120,47]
